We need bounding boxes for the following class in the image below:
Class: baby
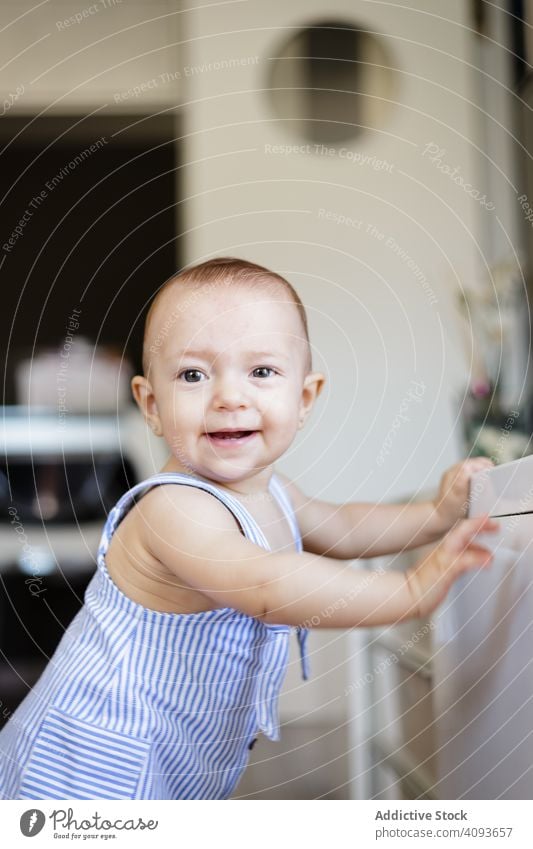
[0,256,497,801]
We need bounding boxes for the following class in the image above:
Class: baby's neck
[159,458,275,498]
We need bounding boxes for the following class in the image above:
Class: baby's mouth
[206,429,257,442]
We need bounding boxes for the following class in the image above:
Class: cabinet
[354,457,533,799]
[433,455,533,799]
[351,549,438,800]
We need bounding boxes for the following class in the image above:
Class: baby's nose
[212,377,250,409]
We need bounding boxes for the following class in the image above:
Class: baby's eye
[178,369,206,383]
[252,366,276,379]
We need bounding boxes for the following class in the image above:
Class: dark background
[0,113,180,403]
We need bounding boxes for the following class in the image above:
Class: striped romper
[0,471,310,800]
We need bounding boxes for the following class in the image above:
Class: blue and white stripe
[0,471,310,799]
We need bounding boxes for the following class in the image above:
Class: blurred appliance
[0,113,178,405]
[0,406,150,571]
[14,338,133,412]
[0,405,165,723]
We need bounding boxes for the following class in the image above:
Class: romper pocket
[19,706,151,800]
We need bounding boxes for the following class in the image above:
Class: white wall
[0,1,182,111]
[181,0,482,504]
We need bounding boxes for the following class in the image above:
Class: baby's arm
[139,486,497,628]
[276,458,494,559]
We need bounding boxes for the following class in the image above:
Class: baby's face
[134,284,323,486]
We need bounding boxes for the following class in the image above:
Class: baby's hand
[432,458,494,530]
[405,514,499,619]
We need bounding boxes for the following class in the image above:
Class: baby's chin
[191,457,277,488]
[162,454,260,481]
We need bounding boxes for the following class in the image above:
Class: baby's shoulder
[137,481,244,535]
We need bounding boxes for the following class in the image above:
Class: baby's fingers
[456,545,494,573]
[445,514,499,555]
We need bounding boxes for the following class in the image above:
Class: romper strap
[98,471,311,680]
[268,475,310,680]
[98,472,270,557]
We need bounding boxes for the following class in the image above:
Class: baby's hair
[142,256,312,375]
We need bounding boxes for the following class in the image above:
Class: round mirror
[267,20,395,145]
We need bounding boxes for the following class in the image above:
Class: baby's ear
[304,371,326,399]
[131,375,163,436]
[298,372,326,428]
